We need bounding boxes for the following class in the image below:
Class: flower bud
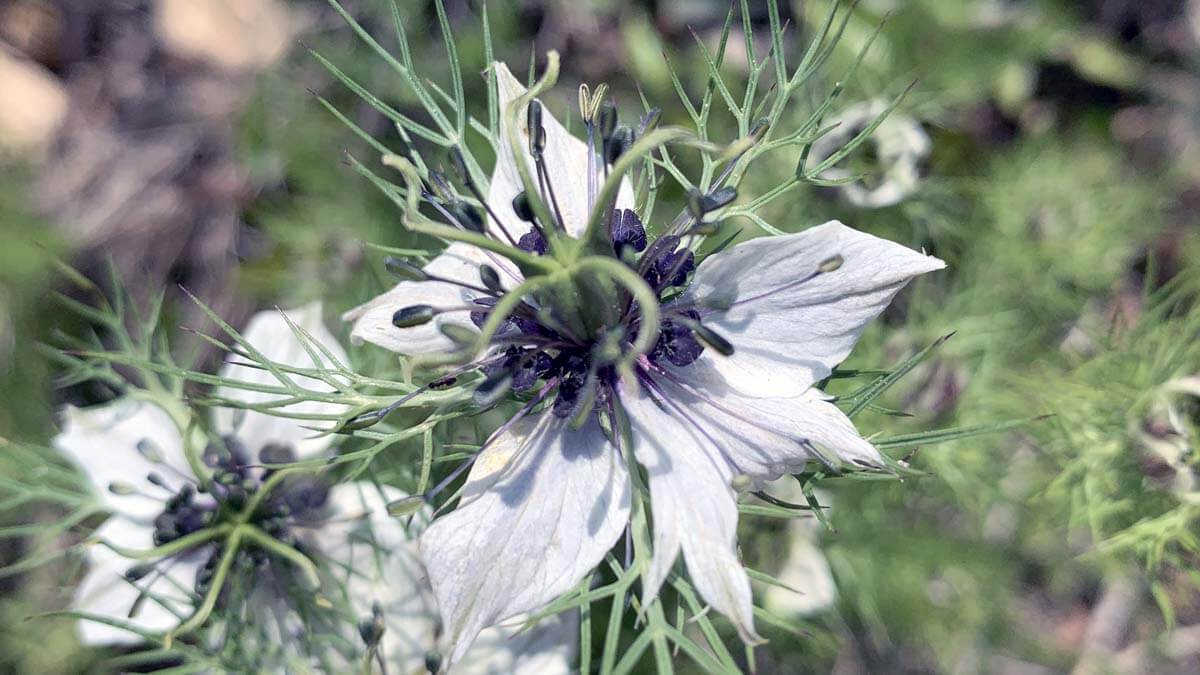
[358,602,386,648]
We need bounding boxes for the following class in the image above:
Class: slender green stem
[97,525,230,560]
[501,52,569,258]
[165,528,243,646]
[577,128,698,255]
[382,155,558,275]
[414,273,560,370]
[239,525,321,589]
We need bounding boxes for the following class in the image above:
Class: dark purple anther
[610,209,647,256]
[655,249,695,288]
[650,316,705,367]
[518,227,548,255]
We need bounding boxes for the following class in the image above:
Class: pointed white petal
[622,389,760,643]
[684,220,945,398]
[214,303,350,458]
[343,243,507,355]
[72,520,203,645]
[489,63,633,239]
[653,362,886,475]
[54,400,187,520]
[419,415,629,666]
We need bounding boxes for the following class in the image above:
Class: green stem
[239,525,321,589]
[577,128,698,256]
[413,273,560,370]
[239,468,308,523]
[383,154,557,275]
[165,528,243,646]
[500,53,566,257]
[97,525,230,560]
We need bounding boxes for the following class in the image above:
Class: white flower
[759,482,837,617]
[808,99,931,208]
[56,304,572,672]
[344,62,944,665]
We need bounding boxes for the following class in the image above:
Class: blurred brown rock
[154,0,295,71]
[0,43,68,159]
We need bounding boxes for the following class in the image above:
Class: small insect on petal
[392,305,436,328]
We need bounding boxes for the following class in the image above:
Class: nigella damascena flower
[55,304,571,672]
[344,61,944,664]
[809,99,931,208]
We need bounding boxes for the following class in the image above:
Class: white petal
[419,415,630,666]
[214,303,350,458]
[316,483,436,673]
[489,63,634,239]
[343,243,503,355]
[622,389,760,643]
[684,220,944,398]
[72,520,203,645]
[653,362,886,475]
[456,611,577,675]
[54,400,187,520]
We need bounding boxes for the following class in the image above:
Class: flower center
[130,438,329,594]
[468,208,707,419]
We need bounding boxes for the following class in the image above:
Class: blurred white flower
[760,482,837,617]
[809,99,931,208]
[345,62,944,665]
[56,304,572,671]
